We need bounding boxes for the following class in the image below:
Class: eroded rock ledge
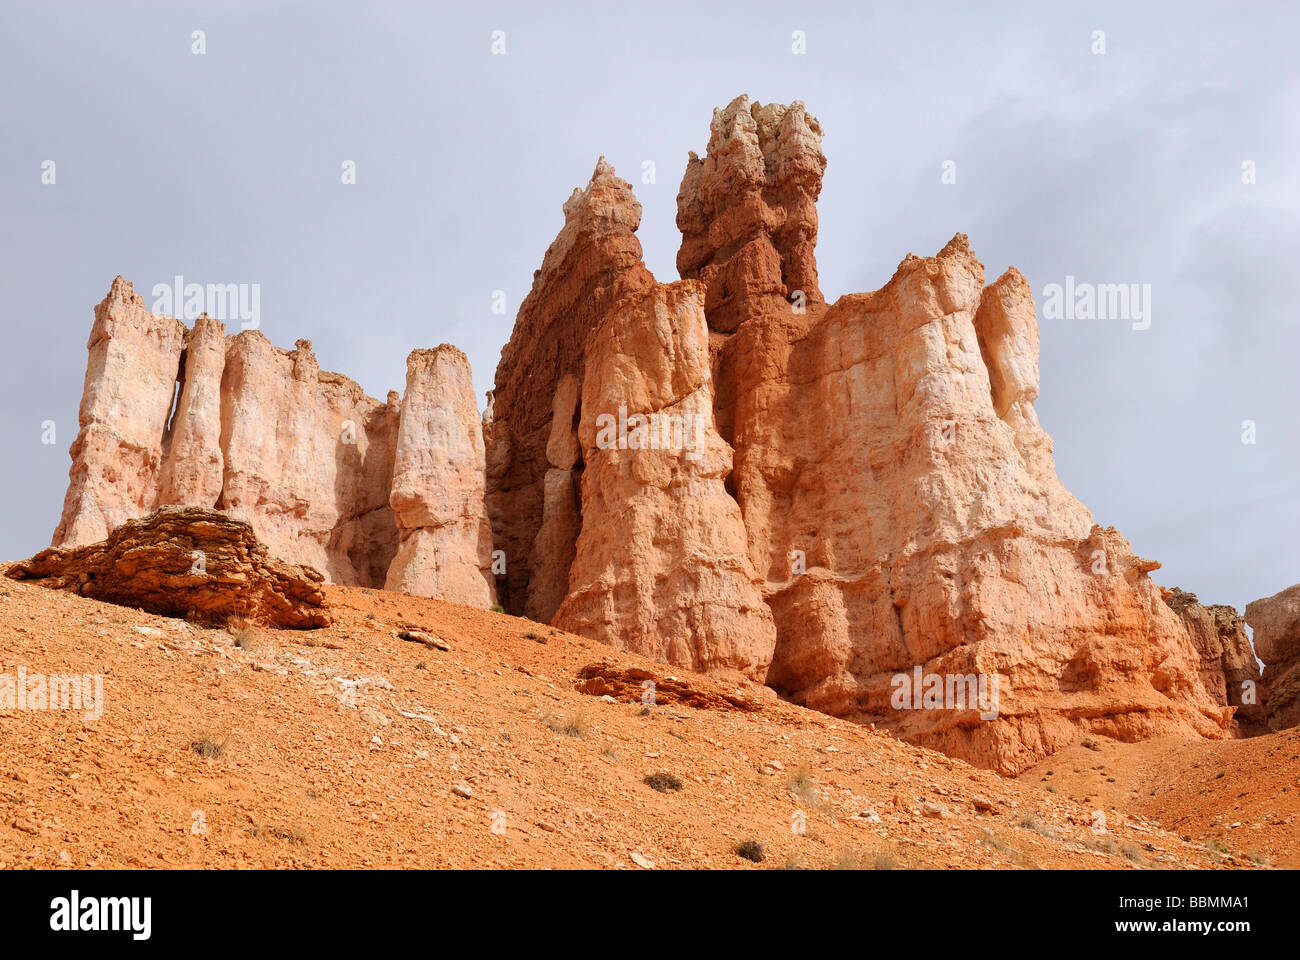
[10,506,330,628]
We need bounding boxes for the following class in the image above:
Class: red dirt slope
[0,575,1271,869]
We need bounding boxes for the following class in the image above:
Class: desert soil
[0,574,1289,869]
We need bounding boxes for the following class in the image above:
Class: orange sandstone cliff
[51,97,1252,775]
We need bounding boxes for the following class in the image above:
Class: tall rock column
[666,97,1231,772]
[676,95,826,334]
[158,313,227,507]
[53,277,186,547]
[485,158,654,616]
[553,281,776,679]
[384,346,497,607]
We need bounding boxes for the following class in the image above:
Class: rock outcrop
[1246,584,1300,731]
[384,346,497,606]
[10,506,330,628]
[53,280,494,606]
[485,157,775,678]
[51,98,1257,775]
[213,333,400,586]
[717,225,1228,773]
[53,277,187,547]
[676,98,826,333]
[1165,588,1261,733]
[157,314,227,508]
[485,95,1235,773]
[552,280,776,676]
[483,158,654,621]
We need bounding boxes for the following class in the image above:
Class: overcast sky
[1,1,1296,616]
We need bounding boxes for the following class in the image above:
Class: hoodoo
[53,98,1258,774]
[483,96,1234,774]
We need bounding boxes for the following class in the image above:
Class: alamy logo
[1040,276,1151,330]
[151,275,260,329]
[50,891,151,940]
[593,405,709,461]
[0,667,103,721]
[890,666,1000,720]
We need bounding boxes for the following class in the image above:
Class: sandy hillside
[0,574,1278,869]
[1018,732,1300,868]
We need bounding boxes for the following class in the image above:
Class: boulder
[10,506,330,628]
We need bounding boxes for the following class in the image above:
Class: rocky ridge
[47,96,1288,775]
[53,281,494,607]
[481,96,1235,774]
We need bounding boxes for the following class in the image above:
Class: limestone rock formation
[53,279,493,606]
[719,230,1228,773]
[53,277,186,547]
[10,506,330,628]
[552,280,776,676]
[52,98,1255,775]
[1246,584,1300,731]
[384,346,497,606]
[1165,588,1261,733]
[486,95,1235,773]
[158,314,227,508]
[214,333,400,585]
[677,97,827,331]
[484,158,654,620]
[485,157,775,677]
[525,373,583,623]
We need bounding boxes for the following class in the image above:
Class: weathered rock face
[553,281,776,676]
[158,314,227,508]
[484,158,655,620]
[1246,584,1300,731]
[54,280,493,606]
[1165,588,1261,733]
[677,97,827,333]
[487,95,1237,773]
[384,346,497,606]
[10,507,330,628]
[485,158,776,678]
[53,277,186,547]
[214,332,399,586]
[54,99,1255,774]
[722,231,1228,773]
[525,374,583,623]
